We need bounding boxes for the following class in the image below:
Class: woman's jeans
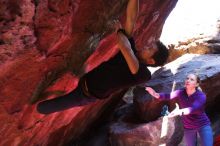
[184,125,213,146]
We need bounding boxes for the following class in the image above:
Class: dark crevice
[206,39,220,44]
[206,95,220,122]
[0,39,5,45]
[66,91,127,146]
[48,5,57,13]
[8,108,22,115]
[31,0,41,54]
[32,0,39,6]
[84,27,95,36]
[7,1,22,18]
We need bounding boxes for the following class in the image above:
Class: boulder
[109,116,183,146]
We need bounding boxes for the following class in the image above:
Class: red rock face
[214,135,220,146]
[0,0,178,145]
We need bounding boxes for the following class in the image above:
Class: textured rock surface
[0,0,178,145]
[109,116,183,146]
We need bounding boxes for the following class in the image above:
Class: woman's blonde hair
[190,73,202,91]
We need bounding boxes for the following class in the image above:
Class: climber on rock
[37,0,169,114]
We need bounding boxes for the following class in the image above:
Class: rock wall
[0,0,178,145]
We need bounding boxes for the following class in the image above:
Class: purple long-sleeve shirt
[159,88,210,129]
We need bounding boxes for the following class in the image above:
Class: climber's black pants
[37,85,97,114]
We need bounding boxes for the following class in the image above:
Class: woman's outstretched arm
[145,87,181,100]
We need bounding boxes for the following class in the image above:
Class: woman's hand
[168,103,182,117]
[145,87,160,99]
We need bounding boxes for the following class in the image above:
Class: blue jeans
[184,125,213,146]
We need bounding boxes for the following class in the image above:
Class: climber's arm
[117,32,139,74]
[125,0,139,37]
[116,0,139,74]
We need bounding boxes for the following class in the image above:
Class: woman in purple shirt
[146,73,213,146]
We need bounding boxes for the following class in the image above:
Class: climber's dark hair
[151,40,169,67]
